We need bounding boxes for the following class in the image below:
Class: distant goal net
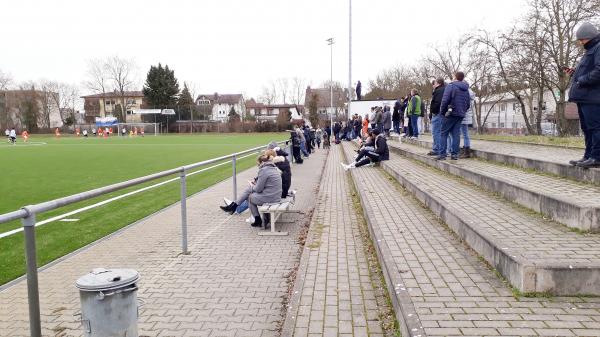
[116,123,160,136]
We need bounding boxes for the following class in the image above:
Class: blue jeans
[461,124,470,148]
[439,116,463,157]
[236,200,249,214]
[431,114,442,154]
[409,115,419,137]
[300,140,309,156]
[579,103,600,160]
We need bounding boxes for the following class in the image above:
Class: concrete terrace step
[341,142,600,336]
[394,135,600,186]
[349,143,600,295]
[388,141,600,232]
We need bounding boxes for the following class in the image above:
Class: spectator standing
[356,81,362,100]
[333,121,341,143]
[362,115,370,138]
[407,89,422,138]
[374,107,383,133]
[382,106,392,137]
[568,22,600,168]
[392,100,402,134]
[460,88,476,158]
[429,78,446,156]
[315,128,323,148]
[437,71,471,160]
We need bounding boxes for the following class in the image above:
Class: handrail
[0,141,287,223]
[0,138,291,337]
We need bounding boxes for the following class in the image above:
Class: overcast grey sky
[0,0,527,99]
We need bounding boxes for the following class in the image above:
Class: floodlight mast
[327,38,334,131]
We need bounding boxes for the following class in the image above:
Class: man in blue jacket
[568,22,600,169]
[437,71,470,160]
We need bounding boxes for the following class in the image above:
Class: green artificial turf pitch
[0,133,287,285]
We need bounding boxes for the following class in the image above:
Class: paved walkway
[282,145,392,337]
[342,142,600,337]
[0,149,327,337]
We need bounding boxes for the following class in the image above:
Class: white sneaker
[340,162,349,171]
[245,215,254,223]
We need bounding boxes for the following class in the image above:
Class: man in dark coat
[429,78,446,156]
[392,100,402,134]
[268,141,292,198]
[437,71,470,160]
[356,81,362,100]
[568,22,600,168]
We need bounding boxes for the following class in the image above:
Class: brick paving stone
[283,145,389,336]
[340,142,600,337]
[0,148,327,337]
[380,143,600,267]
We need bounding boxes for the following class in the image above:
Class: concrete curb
[342,144,426,337]
[388,143,600,232]
[399,136,600,186]
[280,149,330,337]
[380,155,600,295]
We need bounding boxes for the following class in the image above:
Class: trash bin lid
[76,268,139,291]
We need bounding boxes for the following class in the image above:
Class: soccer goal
[116,123,160,136]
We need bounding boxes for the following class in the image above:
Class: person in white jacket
[460,89,476,158]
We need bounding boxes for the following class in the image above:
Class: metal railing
[0,140,291,337]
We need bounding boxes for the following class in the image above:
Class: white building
[245,99,305,122]
[477,90,577,134]
[196,93,245,122]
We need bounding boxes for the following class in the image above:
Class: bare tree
[536,0,600,135]
[0,69,13,90]
[105,56,138,122]
[258,83,278,104]
[84,58,109,115]
[425,38,474,81]
[276,78,290,104]
[290,77,308,105]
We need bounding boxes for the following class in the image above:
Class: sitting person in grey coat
[220,150,283,227]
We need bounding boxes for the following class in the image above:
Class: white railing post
[22,208,41,337]
[179,169,189,255]
[232,155,237,202]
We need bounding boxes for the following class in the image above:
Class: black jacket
[375,135,389,161]
[430,84,446,117]
[569,35,600,104]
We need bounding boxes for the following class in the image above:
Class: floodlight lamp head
[326,38,334,45]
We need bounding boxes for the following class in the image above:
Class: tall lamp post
[348,0,352,120]
[327,37,334,131]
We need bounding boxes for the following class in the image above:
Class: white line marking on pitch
[0,151,257,239]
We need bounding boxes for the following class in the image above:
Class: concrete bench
[258,191,296,236]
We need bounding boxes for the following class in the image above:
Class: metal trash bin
[76,268,140,337]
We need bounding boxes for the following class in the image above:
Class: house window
[500,122,505,128]
[492,123,496,128]
[198,99,210,105]
[512,122,519,128]
[127,99,136,105]
[106,100,112,105]
[127,110,134,115]
[500,103,506,112]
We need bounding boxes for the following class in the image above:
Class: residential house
[0,89,61,131]
[245,99,304,122]
[195,93,245,122]
[304,86,348,118]
[478,90,577,134]
[81,91,145,123]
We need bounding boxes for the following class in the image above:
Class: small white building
[196,93,245,122]
[245,99,305,122]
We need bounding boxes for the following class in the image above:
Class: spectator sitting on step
[341,129,389,170]
[220,151,282,227]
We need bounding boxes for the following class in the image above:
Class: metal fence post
[288,142,293,165]
[179,169,189,255]
[21,209,41,337]
[232,155,237,201]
